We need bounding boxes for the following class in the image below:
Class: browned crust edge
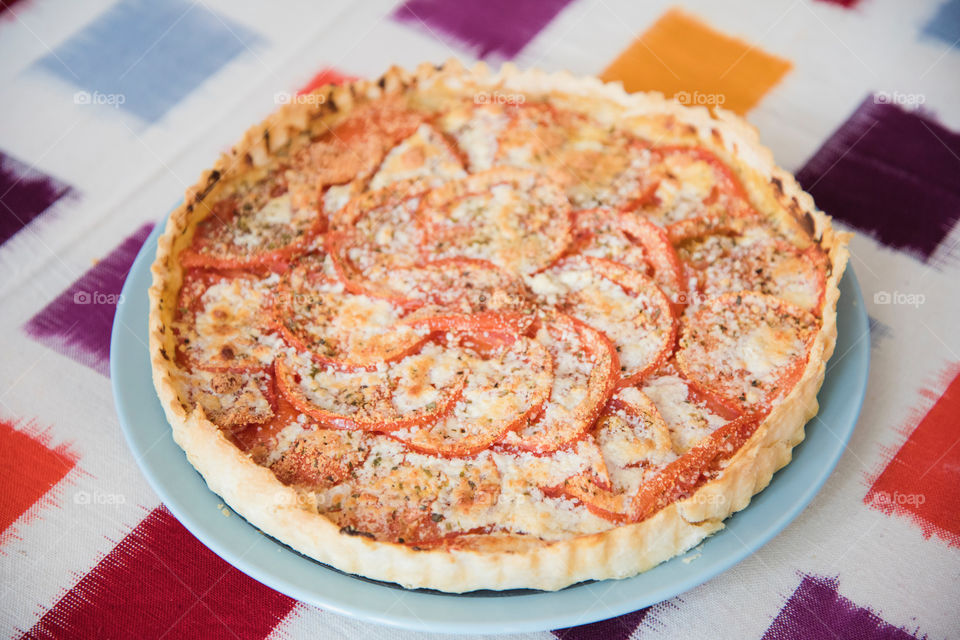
[147,60,850,592]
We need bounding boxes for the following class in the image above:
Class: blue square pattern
[923,0,960,46]
[36,0,259,122]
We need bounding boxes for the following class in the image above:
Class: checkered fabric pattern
[1,1,958,638]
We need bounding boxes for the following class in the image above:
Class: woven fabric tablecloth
[1,0,959,638]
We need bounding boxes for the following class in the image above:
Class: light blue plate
[112,220,869,634]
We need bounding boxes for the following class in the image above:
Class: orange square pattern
[601,8,792,115]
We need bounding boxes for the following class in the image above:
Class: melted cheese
[528,263,667,373]
[229,194,316,250]
[682,226,823,312]
[264,416,309,466]
[369,124,466,189]
[174,368,274,429]
[394,337,550,453]
[678,293,816,408]
[427,175,569,274]
[289,344,462,419]
[189,276,282,367]
[438,105,508,172]
[641,374,726,454]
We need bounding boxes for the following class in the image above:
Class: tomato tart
[149,61,849,592]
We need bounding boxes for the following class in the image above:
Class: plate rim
[111,218,870,634]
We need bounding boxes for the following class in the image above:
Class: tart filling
[149,62,849,592]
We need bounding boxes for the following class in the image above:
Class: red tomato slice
[231,383,297,458]
[190,369,278,439]
[287,101,426,210]
[331,176,429,231]
[543,388,677,522]
[542,473,631,523]
[599,389,677,472]
[617,213,686,309]
[498,314,619,454]
[176,268,253,316]
[274,347,466,432]
[630,413,762,522]
[489,103,658,210]
[676,224,828,313]
[325,454,501,545]
[640,359,743,456]
[417,168,572,275]
[664,214,745,246]
[391,335,553,457]
[527,256,676,388]
[403,309,537,340]
[273,251,430,370]
[676,292,818,415]
[391,257,533,315]
[641,146,758,234]
[324,230,392,299]
[174,269,279,373]
[570,208,686,308]
[180,195,325,272]
[326,180,430,288]
[366,122,466,192]
[328,231,532,315]
[268,422,372,491]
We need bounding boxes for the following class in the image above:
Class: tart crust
[148,60,850,592]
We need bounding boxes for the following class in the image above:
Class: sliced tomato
[664,214,745,246]
[676,292,818,415]
[543,388,678,522]
[403,309,536,340]
[324,231,386,298]
[274,348,466,432]
[641,146,758,234]
[366,122,466,191]
[498,313,619,454]
[328,233,532,315]
[493,103,575,165]
[331,176,429,231]
[180,195,325,272]
[489,103,658,210]
[570,208,686,308]
[176,267,252,317]
[325,231,418,309]
[190,369,278,439]
[597,389,677,472]
[391,335,553,457]
[392,258,533,314]
[676,224,828,313]
[417,167,572,275]
[542,473,631,522]
[325,454,500,545]
[617,214,686,309]
[327,494,447,545]
[231,383,297,458]
[325,180,430,291]
[287,101,426,209]
[640,359,742,456]
[568,208,652,274]
[538,438,620,520]
[273,251,429,370]
[174,269,279,373]
[269,421,371,491]
[678,371,744,423]
[528,256,676,387]
[630,413,762,522]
